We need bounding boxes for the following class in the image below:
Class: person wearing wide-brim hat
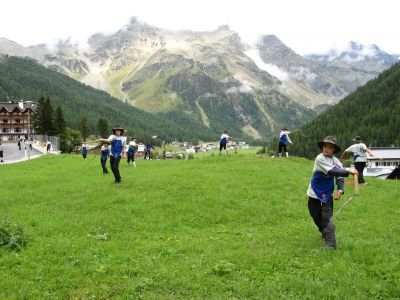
[112,125,125,135]
[340,136,376,185]
[307,136,358,249]
[99,125,126,183]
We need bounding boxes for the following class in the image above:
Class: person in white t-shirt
[127,137,138,167]
[219,130,230,155]
[340,136,375,185]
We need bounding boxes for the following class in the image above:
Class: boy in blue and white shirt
[127,137,137,167]
[307,136,358,249]
[100,143,110,174]
[100,125,126,183]
[82,143,88,160]
[144,143,155,160]
[219,130,230,155]
[340,136,375,185]
[278,128,292,157]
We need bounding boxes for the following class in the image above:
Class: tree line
[274,62,400,159]
[0,55,220,148]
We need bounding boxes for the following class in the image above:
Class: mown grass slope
[0,153,399,299]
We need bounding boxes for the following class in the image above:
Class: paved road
[1,142,42,163]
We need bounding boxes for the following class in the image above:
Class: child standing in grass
[99,125,126,184]
[127,137,137,167]
[144,143,155,160]
[340,136,376,185]
[82,143,88,160]
[307,136,358,249]
[278,128,293,157]
[219,130,230,155]
[100,143,110,174]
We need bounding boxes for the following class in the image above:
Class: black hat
[352,136,362,143]
[317,136,341,154]
[112,125,125,134]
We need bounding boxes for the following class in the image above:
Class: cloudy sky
[1,0,399,54]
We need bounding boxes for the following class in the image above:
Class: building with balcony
[0,100,37,141]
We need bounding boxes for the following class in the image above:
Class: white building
[367,147,400,167]
[365,147,400,179]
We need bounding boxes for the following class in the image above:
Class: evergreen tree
[32,96,55,135]
[79,117,89,142]
[97,118,109,138]
[32,96,46,134]
[43,97,56,135]
[55,106,66,135]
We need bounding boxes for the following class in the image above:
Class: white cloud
[245,49,288,80]
[0,0,399,54]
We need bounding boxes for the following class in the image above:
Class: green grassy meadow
[0,152,399,299]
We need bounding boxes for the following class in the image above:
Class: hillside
[0,54,219,142]
[285,62,400,158]
[3,19,398,140]
[1,153,399,298]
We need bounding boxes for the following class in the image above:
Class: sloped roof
[368,147,400,160]
[0,101,37,113]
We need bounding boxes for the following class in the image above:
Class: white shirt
[345,143,368,162]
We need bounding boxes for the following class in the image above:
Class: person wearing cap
[307,136,358,249]
[100,143,110,174]
[99,125,126,183]
[278,128,293,157]
[219,130,230,155]
[127,137,138,167]
[340,136,375,185]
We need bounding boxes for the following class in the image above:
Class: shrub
[212,261,235,276]
[0,215,27,251]
[256,146,267,154]
[188,153,195,160]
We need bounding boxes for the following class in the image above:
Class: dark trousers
[110,156,122,182]
[278,141,287,154]
[308,196,336,248]
[144,151,151,160]
[101,157,108,174]
[82,153,87,159]
[127,154,135,163]
[354,162,366,183]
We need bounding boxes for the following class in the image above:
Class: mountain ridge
[1,18,398,140]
